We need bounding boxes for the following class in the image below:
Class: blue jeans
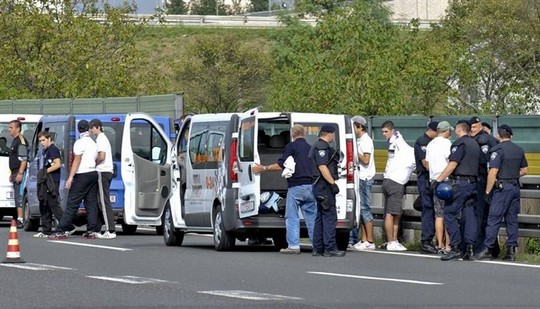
[350,178,374,244]
[285,184,317,249]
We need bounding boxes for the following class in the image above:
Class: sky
[103,0,165,14]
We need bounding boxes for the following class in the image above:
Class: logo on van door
[205,176,216,189]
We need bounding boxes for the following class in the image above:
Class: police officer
[474,124,528,261]
[414,121,439,254]
[432,120,480,261]
[310,124,345,257]
[469,116,499,256]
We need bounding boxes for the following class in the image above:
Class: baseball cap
[89,118,103,128]
[320,124,336,133]
[351,116,367,126]
[427,121,439,131]
[437,121,454,132]
[498,124,513,135]
[469,116,481,125]
[78,120,89,133]
[481,122,492,130]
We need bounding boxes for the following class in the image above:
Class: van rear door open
[121,113,176,226]
[237,108,260,218]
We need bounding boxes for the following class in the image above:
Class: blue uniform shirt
[277,137,313,188]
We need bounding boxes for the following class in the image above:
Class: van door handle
[248,164,252,182]
[160,170,166,176]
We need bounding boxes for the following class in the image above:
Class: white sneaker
[97,231,117,239]
[33,232,49,238]
[387,241,407,251]
[354,241,376,251]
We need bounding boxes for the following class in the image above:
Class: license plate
[240,201,254,213]
[110,195,116,204]
[6,191,13,199]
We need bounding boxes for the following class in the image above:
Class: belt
[498,179,519,185]
[450,175,477,182]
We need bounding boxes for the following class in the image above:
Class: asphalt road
[1,219,540,309]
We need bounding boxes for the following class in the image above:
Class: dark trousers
[38,181,63,234]
[444,180,477,247]
[418,175,435,242]
[57,171,98,232]
[312,203,337,252]
[484,184,520,248]
[97,171,115,232]
[474,174,488,252]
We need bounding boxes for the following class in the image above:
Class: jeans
[350,178,374,244]
[285,184,317,249]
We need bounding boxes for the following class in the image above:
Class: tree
[166,0,188,14]
[0,0,148,99]
[190,0,227,15]
[175,34,273,113]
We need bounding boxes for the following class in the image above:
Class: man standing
[90,119,117,239]
[310,124,345,257]
[8,120,28,229]
[469,116,499,255]
[474,124,528,261]
[381,121,416,251]
[253,125,316,254]
[425,121,454,253]
[433,120,480,261]
[49,120,99,240]
[350,116,376,251]
[33,131,63,238]
[414,121,439,254]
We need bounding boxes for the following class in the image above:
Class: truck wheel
[163,204,184,246]
[213,207,235,251]
[121,221,137,235]
[23,195,39,232]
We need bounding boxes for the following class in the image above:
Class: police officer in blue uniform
[474,124,528,261]
[414,121,439,254]
[469,116,499,256]
[432,120,480,261]
[310,124,345,257]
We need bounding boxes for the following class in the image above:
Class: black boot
[502,246,516,261]
[492,241,501,258]
[421,241,438,254]
[462,244,475,260]
[472,247,492,261]
[441,246,462,261]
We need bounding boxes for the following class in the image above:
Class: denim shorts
[359,178,374,222]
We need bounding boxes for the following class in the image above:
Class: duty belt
[450,175,477,183]
[498,179,519,185]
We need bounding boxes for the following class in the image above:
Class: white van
[121,110,359,251]
[0,114,42,220]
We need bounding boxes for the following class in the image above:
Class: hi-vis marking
[0,263,75,271]
[198,290,303,301]
[308,271,444,286]
[86,275,176,284]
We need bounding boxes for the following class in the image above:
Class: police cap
[320,124,336,133]
[427,121,439,131]
[469,116,481,125]
[498,124,513,135]
[481,122,492,130]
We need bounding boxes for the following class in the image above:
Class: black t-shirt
[9,135,28,171]
[42,144,61,183]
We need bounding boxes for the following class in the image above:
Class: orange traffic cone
[2,219,25,263]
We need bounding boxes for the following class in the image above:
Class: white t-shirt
[74,132,97,174]
[383,131,415,185]
[357,133,376,180]
[96,132,114,173]
[426,136,451,181]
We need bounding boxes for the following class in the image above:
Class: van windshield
[0,122,38,157]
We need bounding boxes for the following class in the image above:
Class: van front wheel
[213,207,235,251]
[163,204,184,246]
[23,195,39,232]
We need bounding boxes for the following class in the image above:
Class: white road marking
[0,263,75,271]
[198,290,303,301]
[46,240,131,251]
[308,271,444,286]
[86,275,176,284]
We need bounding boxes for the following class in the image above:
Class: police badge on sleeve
[318,150,326,157]
[490,152,497,161]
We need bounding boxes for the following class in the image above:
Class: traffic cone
[2,219,25,263]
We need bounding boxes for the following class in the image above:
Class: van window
[46,123,66,161]
[0,122,37,157]
[129,120,168,165]
[177,119,190,155]
[239,116,255,161]
[188,121,228,169]
[296,122,339,149]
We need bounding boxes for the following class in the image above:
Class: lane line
[308,271,444,286]
[46,240,132,251]
[198,290,303,301]
[0,263,75,271]
[86,275,175,284]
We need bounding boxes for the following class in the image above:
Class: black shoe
[323,250,346,257]
[462,244,475,261]
[16,220,23,229]
[473,247,492,261]
[420,241,438,254]
[441,248,461,261]
[312,251,323,257]
[502,246,516,261]
[492,242,501,258]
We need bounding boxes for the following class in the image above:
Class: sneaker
[97,231,117,239]
[33,232,50,238]
[347,243,355,251]
[353,241,376,251]
[280,247,300,254]
[48,232,68,240]
[17,220,24,229]
[387,241,407,251]
[82,231,97,239]
[67,227,77,236]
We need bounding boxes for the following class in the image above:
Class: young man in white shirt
[425,121,453,253]
[90,119,116,239]
[350,116,376,251]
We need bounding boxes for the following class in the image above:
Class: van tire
[121,221,138,235]
[213,207,235,251]
[23,195,39,232]
[163,204,184,246]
